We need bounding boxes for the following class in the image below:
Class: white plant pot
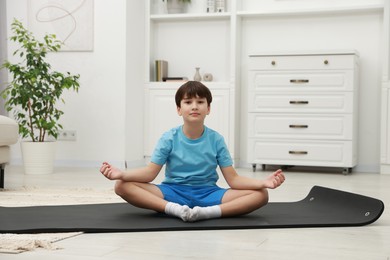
[187,0,207,13]
[21,141,56,175]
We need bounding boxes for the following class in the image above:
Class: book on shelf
[163,77,189,82]
[155,60,168,82]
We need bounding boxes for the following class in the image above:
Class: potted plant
[0,19,80,175]
[163,0,191,14]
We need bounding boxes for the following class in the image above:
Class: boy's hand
[100,162,123,180]
[264,169,285,189]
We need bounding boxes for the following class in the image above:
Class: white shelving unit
[144,0,239,160]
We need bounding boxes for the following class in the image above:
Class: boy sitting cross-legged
[100,81,285,222]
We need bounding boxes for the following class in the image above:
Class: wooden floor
[2,165,390,260]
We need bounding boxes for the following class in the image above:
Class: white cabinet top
[249,50,359,57]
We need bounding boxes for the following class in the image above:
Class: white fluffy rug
[0,187,123,254]
[0,186,122,207]
[0,232,83,254]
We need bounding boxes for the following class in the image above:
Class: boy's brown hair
[175,81,213,107]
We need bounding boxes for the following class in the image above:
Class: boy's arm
[220,166,285,190]
[100,162,162,183]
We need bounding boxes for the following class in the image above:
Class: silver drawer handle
[289,125,308,128]
[289,151,308,155]
[290,101,309,105]
[290,79,309,83]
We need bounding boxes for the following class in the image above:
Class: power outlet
[58,130,77,141]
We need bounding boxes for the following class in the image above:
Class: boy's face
[177,95,210,123]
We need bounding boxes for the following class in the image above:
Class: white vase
[21,141,56,175]
[167,0,185,14]
[194,67,202,81]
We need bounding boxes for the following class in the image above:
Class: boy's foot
[188,205,222,222]
[165,202,191,222]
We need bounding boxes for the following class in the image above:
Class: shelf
[146,81,231,90]
[237,4,383,18]
[150,12,231,22]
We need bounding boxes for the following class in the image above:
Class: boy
[100,81,285,222]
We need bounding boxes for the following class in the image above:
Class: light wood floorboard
[2,165,390,260]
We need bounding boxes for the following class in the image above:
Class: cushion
[0,115,18,146]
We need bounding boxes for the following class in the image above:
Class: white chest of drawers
[247,51,359,174]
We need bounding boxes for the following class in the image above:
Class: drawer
[249,71,354,92]
[249,54,357,70]
[248,114,353,140]
[247,139,356,167]
[248,92,353,113]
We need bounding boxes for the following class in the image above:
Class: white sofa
[0,115,18,188]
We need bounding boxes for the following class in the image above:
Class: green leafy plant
[0,19,80,142]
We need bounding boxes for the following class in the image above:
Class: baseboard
[9,158,147,169]
[54,159,147,169]
[124,159,148,169]
[238,161,380,174]
[380,164,390,174]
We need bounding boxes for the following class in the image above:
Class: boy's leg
[115,181,191,221]
[219,189,269,217]
[115,180,166,211]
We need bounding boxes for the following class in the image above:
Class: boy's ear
[177,106,182,116]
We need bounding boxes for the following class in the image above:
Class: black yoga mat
[0,186,384,234]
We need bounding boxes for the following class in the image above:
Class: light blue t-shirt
[151,125,233,186]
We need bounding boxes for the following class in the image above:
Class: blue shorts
[156,183,228,208]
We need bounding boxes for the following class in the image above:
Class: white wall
[0,0,7,115]
[125,1,146,168]
[6,0,132,168]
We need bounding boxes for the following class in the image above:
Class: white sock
[188,205,222,222]
[164,202,190,222]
